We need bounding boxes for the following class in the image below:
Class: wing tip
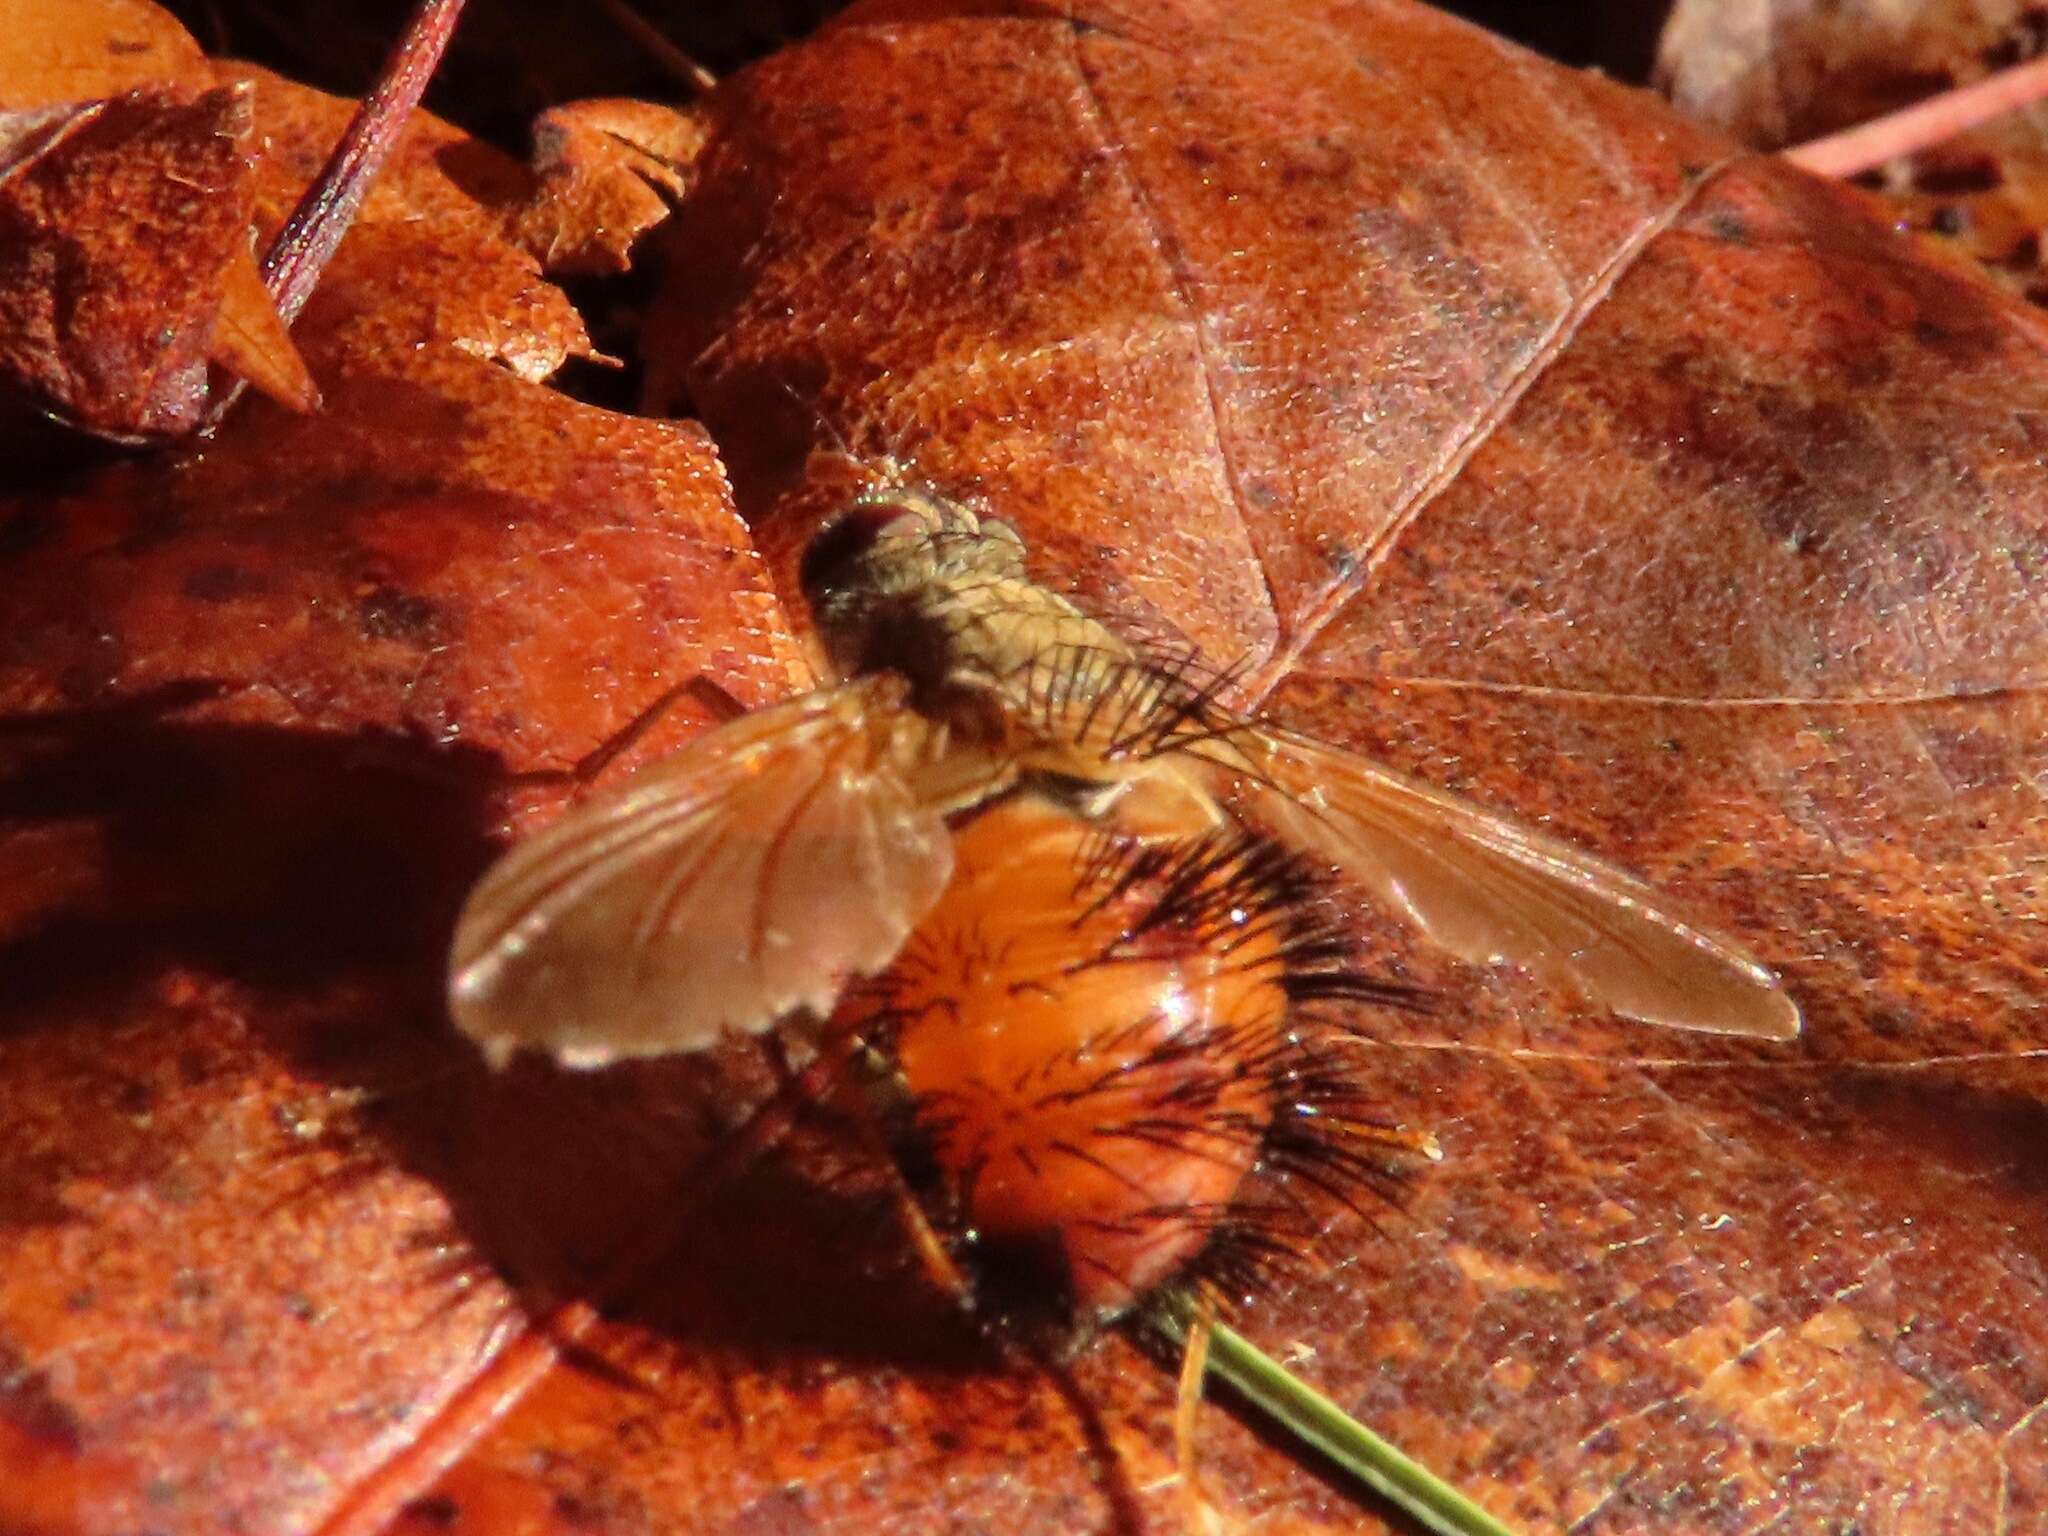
[1757,987,1803,1042]
[1666,980,1802,1042]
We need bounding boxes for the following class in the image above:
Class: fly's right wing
[449,678,957,1069]
[1194,724,1800,1042]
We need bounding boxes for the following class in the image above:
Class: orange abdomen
[846,800,1296,1327]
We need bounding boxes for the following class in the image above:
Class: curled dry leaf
[1660,0,2048,307]
[513,98,708,275]
[0,82,277,443]
[4,0,2048,1533]
[0,0,314,445]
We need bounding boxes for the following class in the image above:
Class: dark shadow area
[1435,0,1670,79]
[158,0,849,151]
[0,698,497,1018]
[0,693,1000,1382]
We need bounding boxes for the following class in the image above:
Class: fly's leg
[840,1046,981,1317]
[320,675,752,793]
[760,1028,980,1318]
[525,675,749,789]
[882,1157,980,1316]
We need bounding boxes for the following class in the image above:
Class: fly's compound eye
[805,483,997,592]
[798,501,926,608]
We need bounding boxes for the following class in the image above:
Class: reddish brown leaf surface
[0,81,257,443]
[0,49,785,1536]
[513,99,707,276]
[5,1,2048,1534]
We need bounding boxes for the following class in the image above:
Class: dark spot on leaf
[181,564,264,602]
[552,1491,604,1528]
[400,1494,461,1528]
[0,507,54,559]
[113,1077,154,1115]
[1707,211,1749,245]
[0,1343,82,1450]
[1929,205,1967,238]
[356,586,441,642]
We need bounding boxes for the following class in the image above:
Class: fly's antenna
[772,372,860,472]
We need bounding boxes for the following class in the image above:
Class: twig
[204,0,467,430]
[1784,54,2048,179]
[260,0,467,323]
[593,0,718,94]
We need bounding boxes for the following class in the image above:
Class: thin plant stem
[204,0,467,431]
[1148,1293,1519,1536]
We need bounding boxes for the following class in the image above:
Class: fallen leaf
[0,0,315,444]
[208,238,321,413]
[513,98,707,275]
[5,0,2048,1534]
[0,47,785,1536]
[0,82,263,443]
[0,0,213,108]
[635,0,2045,1529]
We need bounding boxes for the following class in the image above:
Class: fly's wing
[1194,726,1799,1040]
[449,679,956,1068]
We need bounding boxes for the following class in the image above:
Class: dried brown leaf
[0,82,258,442]
[0,0,212,110]
[0,57,782,1536]
[4,1,2048,1533]
[514,97,707,275]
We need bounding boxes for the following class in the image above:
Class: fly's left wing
[1190,725,1799,1041]
[449,679,959,1069]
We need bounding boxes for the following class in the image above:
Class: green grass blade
[1147,1298,1519,1536]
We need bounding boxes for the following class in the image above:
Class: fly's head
[800,485,1027,681]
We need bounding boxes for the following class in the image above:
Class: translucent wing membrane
[1203,727,1799,1041]
[449,679,957,1068]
